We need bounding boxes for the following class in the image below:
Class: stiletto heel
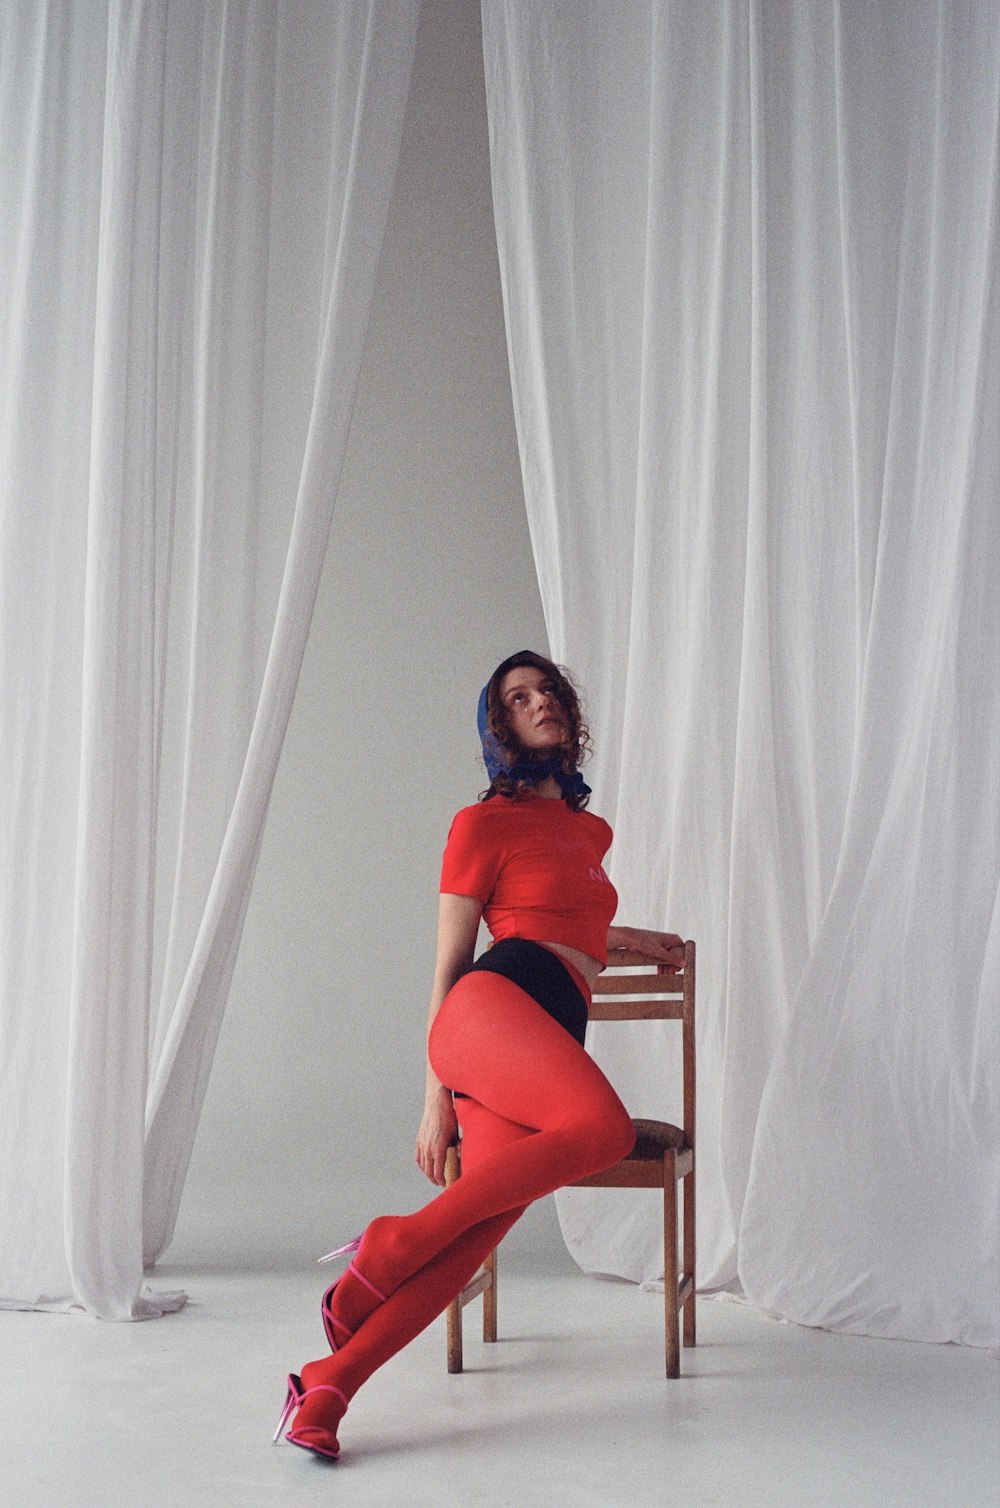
[273,1374,303,1444]
[317,1234,362,1264]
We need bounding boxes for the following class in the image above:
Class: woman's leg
[325,970,633,1339]
[288,1098,531,1450]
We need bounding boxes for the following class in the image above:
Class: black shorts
[451,938,589,1099]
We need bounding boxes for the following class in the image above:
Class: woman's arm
[607,924,686,972]
[414,892,483,1187]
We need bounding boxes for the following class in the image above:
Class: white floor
[4,1196,997,1508]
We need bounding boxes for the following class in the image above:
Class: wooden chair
[444,941,696,1378]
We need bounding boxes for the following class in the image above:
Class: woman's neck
[534,774,562,800]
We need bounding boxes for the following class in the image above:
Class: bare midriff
[535,940,601,998]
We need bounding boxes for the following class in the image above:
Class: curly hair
[481,650,592,811]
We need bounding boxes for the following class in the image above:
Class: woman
[276,650,684,1459]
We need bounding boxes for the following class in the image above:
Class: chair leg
[446,1286,464,1372]
[483,1245,497,1342]
[683,1162,696,1349]
[444,1145,464,1373]
[662,1151,680,1378]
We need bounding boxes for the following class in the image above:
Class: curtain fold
[483,0,999,1345]
[0,0,418,1320]
[65,0,171,1317]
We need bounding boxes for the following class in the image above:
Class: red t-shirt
[439,791,618,965]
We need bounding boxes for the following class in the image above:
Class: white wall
[176,1,552,1260]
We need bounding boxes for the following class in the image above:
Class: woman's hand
[416,894,480,1186]
[415,1086,459,1187]
[607,924,686,972]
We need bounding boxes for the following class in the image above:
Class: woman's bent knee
[571,1100,635,1175]
[607,1105,636,1164]
[594,1082,636,1164]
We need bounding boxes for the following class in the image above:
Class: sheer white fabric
[483,0,999,1345]
[0,0,418,1319]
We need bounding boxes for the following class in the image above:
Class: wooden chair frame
[444,941,696,1378]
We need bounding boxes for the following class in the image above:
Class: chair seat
[628,1117,688,1157]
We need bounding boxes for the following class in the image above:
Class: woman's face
[497,665,566,755]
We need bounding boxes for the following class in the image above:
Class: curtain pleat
[64,0,171,1319]
[483,0,999,1345]
[0,0,419,1319]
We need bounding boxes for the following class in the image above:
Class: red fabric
[299,1099,530,1419]
[298,969,634,1426]
[439,792,618,964]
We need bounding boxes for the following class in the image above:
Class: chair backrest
[590,941,696,1148]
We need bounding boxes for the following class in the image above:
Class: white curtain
[483,0,999,1346]
[0,0,418,1320]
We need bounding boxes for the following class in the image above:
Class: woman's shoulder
[443,798,523,868]
[578,805,611,831]
[447,795,515,831]
[445,797,500,838]
[446,793,544,839]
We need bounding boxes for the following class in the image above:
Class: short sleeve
[439,804,501,901]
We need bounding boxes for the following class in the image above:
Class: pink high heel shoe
[273,1372,347,1460]
[320,1278,354,1352]
[317,1233,388,1350]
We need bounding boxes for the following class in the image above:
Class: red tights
[292,971,634,1442]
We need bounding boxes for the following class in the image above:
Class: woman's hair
[481,650,592,811]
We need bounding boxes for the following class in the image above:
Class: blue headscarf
[477,678,591,800]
